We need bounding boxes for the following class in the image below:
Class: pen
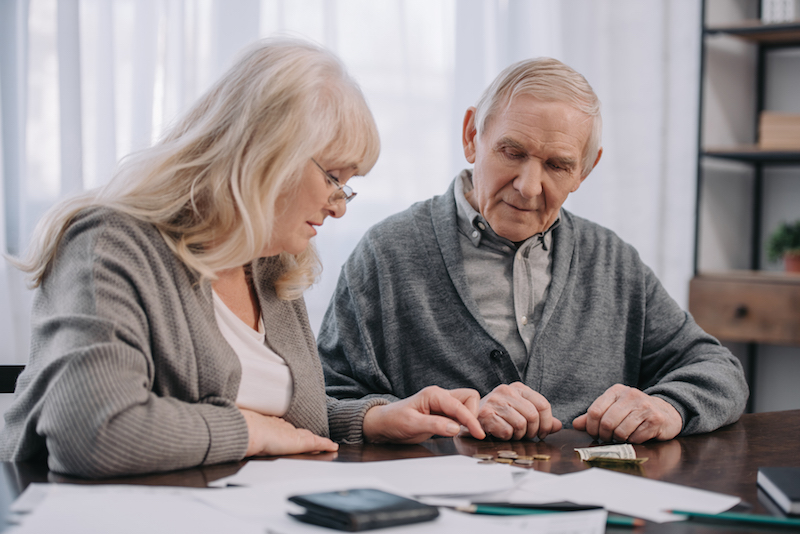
[471,501,603,512]
[457,504,645,527]
[670,509,800,528]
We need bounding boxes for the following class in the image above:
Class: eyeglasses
[311,158,357,204]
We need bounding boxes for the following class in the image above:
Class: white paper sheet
[195,476,410,520]
[210,454,516,496]
[6,459,740,530]
[510,467,740,523]
[7,480,607,534]
[5,484,263,534]
[196,476,607,533]
[265,508,608,534]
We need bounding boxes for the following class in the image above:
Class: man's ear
[572,147,602,192]
[462,107,478,164]
[591,147,603,172]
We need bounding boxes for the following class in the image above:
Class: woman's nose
[328,198,347,218]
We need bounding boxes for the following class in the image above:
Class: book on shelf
[761,0,800,23]
[757,467,800,515]
[759,112,800,150]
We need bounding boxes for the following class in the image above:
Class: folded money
[585,457,648,465]
[574,443,636,461]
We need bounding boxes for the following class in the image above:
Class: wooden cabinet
[690,2,800,409]
[690,272,800,345]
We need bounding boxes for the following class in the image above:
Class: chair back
[0,366,24,394]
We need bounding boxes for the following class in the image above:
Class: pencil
[457,504,645,527]
[670,509,800,528]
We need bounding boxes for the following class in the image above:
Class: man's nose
[514,160,544,199]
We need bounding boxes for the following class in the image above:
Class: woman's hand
[362,386,486,444]
[239,408,339,457]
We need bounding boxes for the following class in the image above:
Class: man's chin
[494,226,547,243]
[489,211,548,241]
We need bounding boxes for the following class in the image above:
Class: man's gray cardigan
[318,177,749,434]
[0,209,382,478]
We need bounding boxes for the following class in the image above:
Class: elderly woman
[0,38,484,478]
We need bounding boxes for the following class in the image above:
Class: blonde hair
[475,57,601,177]
[13,37,380,300]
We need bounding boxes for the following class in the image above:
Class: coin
[513,458,535,466]
[532,454,551,461]
[495,458,514,464]
[497,451,518,459]
[477,459,496,464]
[472,454,494,460]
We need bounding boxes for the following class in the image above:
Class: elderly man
[318,57,748,443]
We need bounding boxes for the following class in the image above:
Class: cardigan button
[490,350,503,360]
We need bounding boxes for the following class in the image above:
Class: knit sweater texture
[0,208,383,478]
[318,176,749,435]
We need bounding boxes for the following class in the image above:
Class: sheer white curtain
[0,0,701,365]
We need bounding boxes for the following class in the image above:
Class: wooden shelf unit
[705,20,800,44]
[691,3,800,411]
[703,146,800,163]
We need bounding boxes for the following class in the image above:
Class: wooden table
[2,409,799,533]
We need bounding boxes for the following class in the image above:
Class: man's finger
[584,387,623,438]
[572,413,588,431]
[492,394,541,439]
[605,409,642,442]
[515,386,560,438]
[625,419,659,444]
[480,411,517,441]
[478,389,538,440]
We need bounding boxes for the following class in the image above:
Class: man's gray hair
[474,57,602,177]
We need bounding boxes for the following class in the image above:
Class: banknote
[574,443,636,461]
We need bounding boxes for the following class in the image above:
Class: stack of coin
[471,452,551,466]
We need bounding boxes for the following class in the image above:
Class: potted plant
[767,220,800,273]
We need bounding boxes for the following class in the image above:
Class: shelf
[703,146,800,163]
[689,271,800,346]
[705,20,800,44]
[693,270,800,283]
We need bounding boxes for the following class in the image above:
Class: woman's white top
[212,290,293,417]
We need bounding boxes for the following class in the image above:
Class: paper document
[6,484,264,534]
[509,467,740,523]
[198,476,607,534]
[6,456,740,531]
[211,454,516,496]
[7,479,607,534]
[265,507,608,534]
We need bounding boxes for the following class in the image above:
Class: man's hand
[478,382,562,440]
[239,408,339,457]
[362,386,486,444]
[572,384,682,443]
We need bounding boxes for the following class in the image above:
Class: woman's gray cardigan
[0,208,383,478]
